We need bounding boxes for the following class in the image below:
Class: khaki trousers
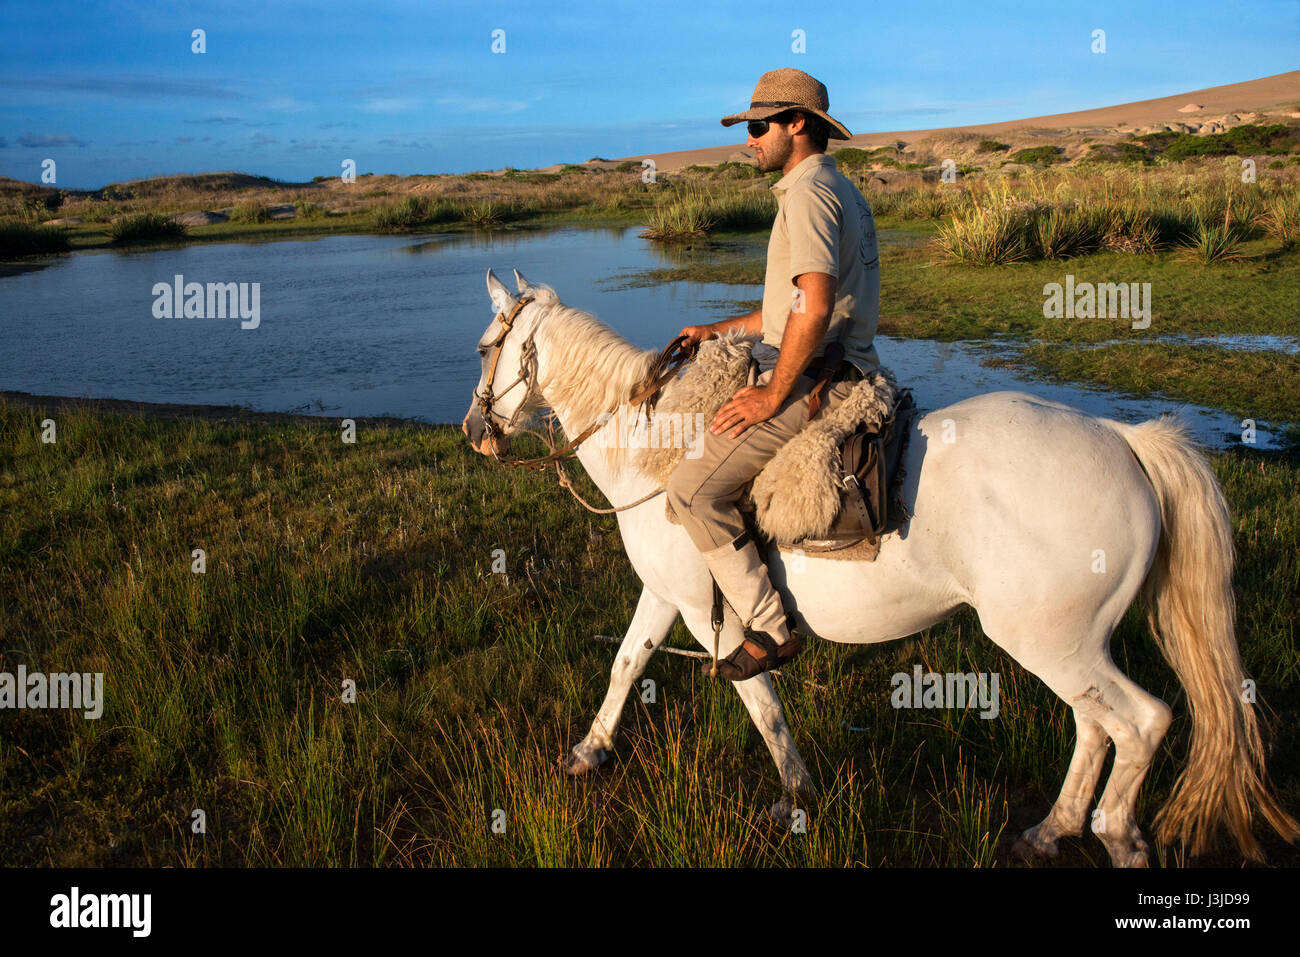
[667,367,859,551]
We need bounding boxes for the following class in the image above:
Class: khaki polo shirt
[761,152,880,375]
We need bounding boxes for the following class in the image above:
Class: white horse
[462,268,1297,867]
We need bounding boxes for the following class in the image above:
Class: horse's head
[462,267,548,458]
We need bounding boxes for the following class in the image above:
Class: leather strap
[806,341,845,420]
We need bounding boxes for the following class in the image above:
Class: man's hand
[710,384,783,439]
[677,324,716,353]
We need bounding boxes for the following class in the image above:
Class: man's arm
[709,272,835,438]
[678,308,761,349]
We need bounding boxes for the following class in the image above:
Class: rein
[475,296,695,513]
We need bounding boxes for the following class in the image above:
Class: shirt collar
[770,152,835,197]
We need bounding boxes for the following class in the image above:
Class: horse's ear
[486,268,516,314]
[512,268,532,293]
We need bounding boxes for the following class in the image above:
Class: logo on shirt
[856,196,878,269]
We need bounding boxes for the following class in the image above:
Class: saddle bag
[825,388,916,548]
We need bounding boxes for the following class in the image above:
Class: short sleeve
[784,183,840,283]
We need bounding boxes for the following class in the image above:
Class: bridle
[472,294,695,506]
[474,295,540,455]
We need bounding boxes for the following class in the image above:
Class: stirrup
[705,627,802,682]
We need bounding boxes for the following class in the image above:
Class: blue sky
[2,0,1296,188]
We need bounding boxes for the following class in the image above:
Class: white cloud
[435,94,530,114]
[360,98,422,114]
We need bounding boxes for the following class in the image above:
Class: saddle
[639,335,917,562]
[741,388,916,560]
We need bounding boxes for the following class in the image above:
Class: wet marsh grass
[1,400,1296,867]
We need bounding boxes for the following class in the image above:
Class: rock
[173,210,229,226]
[265,204,297,220]
[40,217,83,226]
[1178,103,1204,113]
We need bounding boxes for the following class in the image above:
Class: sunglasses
[746,111,799,138]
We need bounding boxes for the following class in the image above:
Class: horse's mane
[527,285,658,470]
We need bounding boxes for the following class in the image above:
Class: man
[667,67,881,681]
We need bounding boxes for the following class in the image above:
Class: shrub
[714,161,762,179]
[831,148,874,169]
[977,140,1009,152]
[230,201,269,223]
[110,213,187,242]
[0,220,72,256]
[1082,142,1152,165]
[1010,146,1063,165]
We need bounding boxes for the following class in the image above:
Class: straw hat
[720,68,851,140]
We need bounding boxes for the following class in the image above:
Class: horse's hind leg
[1071,660,1173,868]
[1016,652,1172,868]
[1016,710,1109,859]
[560,585,679,775]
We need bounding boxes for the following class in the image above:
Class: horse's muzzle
[462,405,510,457]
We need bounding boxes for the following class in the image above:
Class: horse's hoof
[557,747,608,777]
[1105,838,1151,869]
[768,795,796,825]
[1012,834,1058,862]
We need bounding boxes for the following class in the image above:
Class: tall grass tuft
[1179,200,1245,264]
[1263,190,1300,250]
[1031,203,1097,259]
[0,220,72,256]
[934,190,1031,264]
[230,201,270,224]
[641,185,717,240]
[464,200,504,227]
[109,212,187,243]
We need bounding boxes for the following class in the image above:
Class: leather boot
[699,531,801,680]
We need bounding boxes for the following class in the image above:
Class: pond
[0,225,1289,449]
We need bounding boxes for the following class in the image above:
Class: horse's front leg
[559,584,679,775]
[729,672,815,822]
[678,607,815,822]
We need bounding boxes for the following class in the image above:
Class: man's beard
[755,135,792,172]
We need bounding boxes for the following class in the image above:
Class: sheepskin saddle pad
[634,334,910,556]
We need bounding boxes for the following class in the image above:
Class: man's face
[747,114,797,172]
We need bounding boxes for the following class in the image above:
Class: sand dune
[599,70,1300,173]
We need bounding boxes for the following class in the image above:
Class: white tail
[1114,415,1299,860]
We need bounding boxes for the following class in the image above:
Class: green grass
[989,343,1300,424]
[1,400,1296,867]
